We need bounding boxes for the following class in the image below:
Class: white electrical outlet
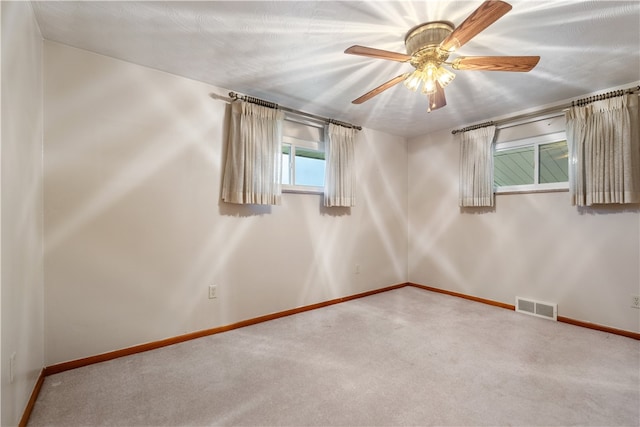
[9,352,16,384]
[632,295,640,309]
[208,285,217,299]
[355,264,361,274]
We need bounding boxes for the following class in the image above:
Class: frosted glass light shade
[436,66,455,87]
[403,70,423,92]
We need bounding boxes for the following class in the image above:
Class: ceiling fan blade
[428,82,447,112]
[344,45,411,62]
[352,74,409,104]
[440,0,512,52]
[452,56,540,71]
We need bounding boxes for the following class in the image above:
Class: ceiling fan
[344,0,540,112]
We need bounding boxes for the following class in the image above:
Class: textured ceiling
[32,1,640,139]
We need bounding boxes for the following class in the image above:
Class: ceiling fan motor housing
[404,21,454,56]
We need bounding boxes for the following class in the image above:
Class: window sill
[495,187,569,196]
[283,186,324,195]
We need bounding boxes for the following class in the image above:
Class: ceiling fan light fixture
[405,62,452,96]
[403,69,423,92]
[422,63,438,94]
[436,66,456,87]
[422,81,436,95]
[344,1,539,108]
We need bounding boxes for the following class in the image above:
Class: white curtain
[566,94,640,206]
[458,125,497,207]
[324,123,357,207]
[221,101,285,205]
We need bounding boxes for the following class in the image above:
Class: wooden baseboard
[28,283,405,425]
[408,282,640,340]
[18,368,45,427]
[43,282,640,377]
[24,281,638,426]
[557,316,640,340]
[408,283,516,310]
[44,283,409,376]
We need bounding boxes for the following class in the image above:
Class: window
[281,117,325,193]
[494,131,569,193]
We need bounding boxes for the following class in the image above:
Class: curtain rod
[451,121,495,135]
[227,92,362,131]
[571,86,638,107]
[451,85,640,135]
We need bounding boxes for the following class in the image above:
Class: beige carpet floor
[28,287,640,426]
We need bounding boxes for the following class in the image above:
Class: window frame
[494,131,569,194]
[281,116,326,194]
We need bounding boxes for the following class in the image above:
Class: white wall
[1,2,44,425]
[43,41,408,366]
[408,121,640,333]
[39,29,639,376]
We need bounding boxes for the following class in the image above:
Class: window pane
[294,147,325,187]
[281,144,291,185]
[539,141,568,184]
[494,146,534,186]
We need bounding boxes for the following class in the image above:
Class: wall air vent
[515,297,557,321]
